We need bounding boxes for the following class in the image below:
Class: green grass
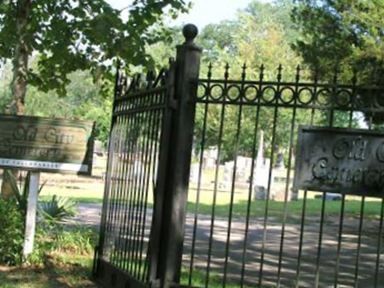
[187,198,383,220]
[0,254,96,288]
[0,226,98,288]
[180,266,267,288]
[40,174,383,220]
[34,166,384,221]
[40,180,104,204]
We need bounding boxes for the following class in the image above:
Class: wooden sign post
[0,114,94,258]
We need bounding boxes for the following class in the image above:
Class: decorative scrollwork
[115,68,169,100]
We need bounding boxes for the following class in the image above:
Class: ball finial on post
[183,24,198,44]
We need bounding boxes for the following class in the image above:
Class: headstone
[189,163,200,184]
[223,161,234,188]
[253,131,272,199]
[253,158,271,200]
[274,152,285,169]
[203,146,218,168]
[236,156,253,182]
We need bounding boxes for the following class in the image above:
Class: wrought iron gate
[93,25,201,288]
[95,24,384,287]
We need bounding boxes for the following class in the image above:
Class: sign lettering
[293,126,384,197]
[0,115,94,174]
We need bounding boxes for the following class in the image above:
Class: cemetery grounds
[0,155,383,287]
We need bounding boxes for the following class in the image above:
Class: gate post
[157,24,201,288]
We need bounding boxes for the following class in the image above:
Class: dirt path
[69,203,102,227]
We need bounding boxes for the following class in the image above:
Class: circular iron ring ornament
[297,88,314,105]
[227,85,242,101]
[279,87,296,104]
[243,85,259,102]
[261,86,278,103]
[316,88,332,106]
[209,84,225,101]
[197,83,208,100]
[335,89,353,107]
[356,87,384,124]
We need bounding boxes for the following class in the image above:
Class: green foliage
[4,170,46,215]
[24,69,112,144]
[197,0,301,78]
[28,225,96,265]
[189,0,308,161]
[0,198,24,265]
[0,0,189,96]
[292,0,384,83]
[38,195,76,224]
[3,170,28,215]
[0,62,12,111]
[52,228,95,254]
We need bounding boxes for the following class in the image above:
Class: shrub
[28,226,97,265]
[38,195,76,224]
[53,227,96,254]
[0,198,24,265]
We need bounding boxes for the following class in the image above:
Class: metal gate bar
[94,25,202,288]
[95,69,170,287]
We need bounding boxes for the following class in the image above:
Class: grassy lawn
[187,197,383,220]
[39,173,105,204]
[186,185,383,220]
[27,156,382,221]
[35,169,383,221]
[0,254,96,288]
[0,225,98,288]
[180,268,256,288]
[1,167,382,288]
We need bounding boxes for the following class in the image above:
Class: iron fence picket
[276,66,301,287]
[204,66,229,288]
[188,71,211,287]
[374,199,384,287]
[258,67,282,287]
[354,196,366,288]
[133,97,154,278]
[239,86,262,288]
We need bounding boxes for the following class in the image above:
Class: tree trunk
[10,0,31,115]
[1,0,32,199]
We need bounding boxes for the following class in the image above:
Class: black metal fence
[182,64,384,287]
[94,25,384,288]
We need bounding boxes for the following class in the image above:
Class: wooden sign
[0,114,94,174]
[293,126,384,197]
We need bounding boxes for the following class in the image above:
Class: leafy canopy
[292,0,384,82]
[0,0,189,95]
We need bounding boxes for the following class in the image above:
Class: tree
[0,1,189,200]
[0,0,189,116]
[292,0,384,83]
[192,0,306,162]
[292,0,384,124]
